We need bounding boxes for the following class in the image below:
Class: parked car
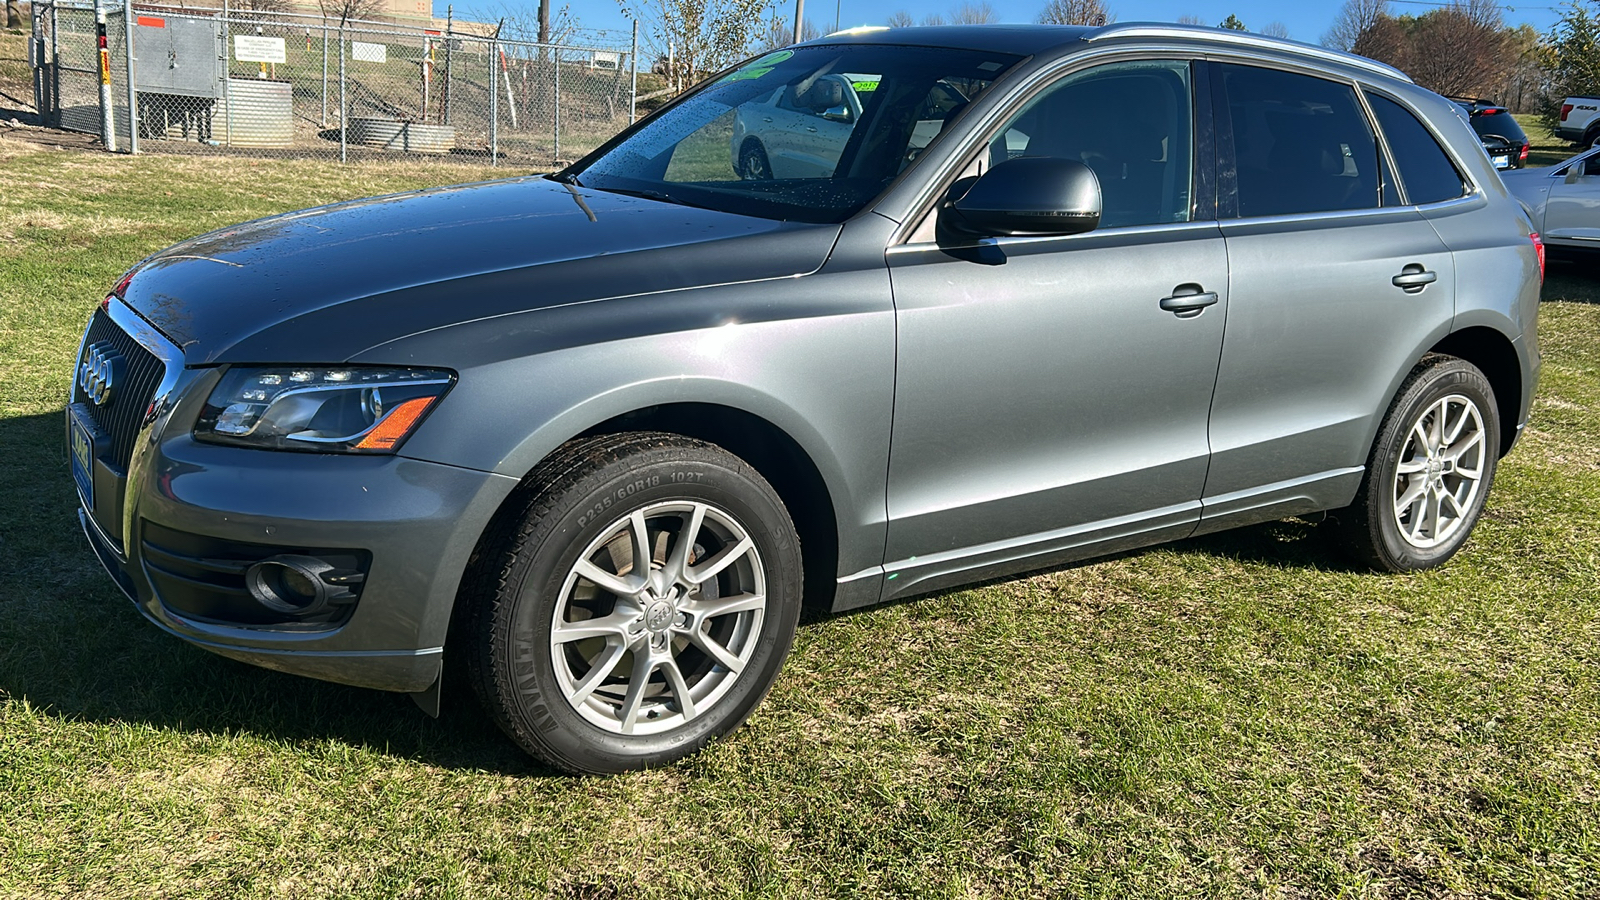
[1503,144,1600,252]
[1451,97,1530,170]
[1555,95,1600,146]
[729,71,975,179]
[71,23,1542,775]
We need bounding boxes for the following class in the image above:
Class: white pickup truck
[1557,96,1600,146]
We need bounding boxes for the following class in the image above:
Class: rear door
[1200,62,1457,531]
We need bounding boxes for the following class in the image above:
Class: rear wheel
[465,432,802,774]
[739,141,772,180]
[1333,356,1500,572]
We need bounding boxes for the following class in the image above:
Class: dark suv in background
[1453,97,1530,169]
[71,24,1542,774]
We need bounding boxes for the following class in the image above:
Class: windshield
[566,44,1022,223]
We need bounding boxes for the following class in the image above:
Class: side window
[1366,93,1467,205]
[989,60,1194,229]
[1218,64,1381,218]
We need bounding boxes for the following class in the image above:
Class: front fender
[367,267,898,578]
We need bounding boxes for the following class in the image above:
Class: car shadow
[0,407,1424,771]
[1544,254,1600,302]
[0,408,555,776]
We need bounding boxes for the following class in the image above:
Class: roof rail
[1083,23,1414,84]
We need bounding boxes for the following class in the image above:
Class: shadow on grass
[0,409,549,776]
[0,407,1405,769]
[1543,255,1600,303]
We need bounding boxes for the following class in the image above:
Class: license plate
[69,406,97,509]
[1492,155,1509,169]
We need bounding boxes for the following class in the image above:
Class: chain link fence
[30,0,641,168]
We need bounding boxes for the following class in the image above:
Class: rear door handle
[1159,286,1219,318]
[1392,264,1438,293]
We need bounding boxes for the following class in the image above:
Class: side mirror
[946,157,1102,237]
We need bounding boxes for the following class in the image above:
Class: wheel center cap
[644,599,675,633]
[1427,458,1445,479]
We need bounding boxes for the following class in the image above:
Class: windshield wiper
[548,172,582,186]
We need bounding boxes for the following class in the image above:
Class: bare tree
[1323,0,1387,50]
[920,12,945,25]
[473,1,582,44]
[618,0,770,89]
[318,0,387,25]
[886,9,914,27]
[1401,2,1511,98]
[1037,0,1113,26]
[949,1,998,24]
[1344,0,1517,99]
[6,0,22,29]
[1175,14,1205,26]
[1260,21,1289,39]
[761,15,822,49]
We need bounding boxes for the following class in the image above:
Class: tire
[1333,355,1500,572]
[464,432,802,774]
[738,141,772,180]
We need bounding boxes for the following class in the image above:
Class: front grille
[75,307,166,472]
[140,521,369,628]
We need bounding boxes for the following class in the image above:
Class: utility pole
[793,0,804,43]
[538,0,549,44]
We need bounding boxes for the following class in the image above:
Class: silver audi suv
[69,24,1543,774]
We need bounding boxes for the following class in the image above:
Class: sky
[447,0,1571,46]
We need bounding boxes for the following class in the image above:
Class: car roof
[804,22,1412,84]
[804,24,1094,56]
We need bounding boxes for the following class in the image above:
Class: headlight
[194,366,454,453]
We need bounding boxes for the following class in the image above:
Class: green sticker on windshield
[719,49,793,83]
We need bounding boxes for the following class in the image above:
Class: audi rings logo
[79,341,124,407]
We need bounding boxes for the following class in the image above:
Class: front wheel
[1333,355,1500,572]
[465,432,802,774]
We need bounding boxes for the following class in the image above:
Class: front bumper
[75,301,519,694]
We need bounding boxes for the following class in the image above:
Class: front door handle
[1159,285,1219,318]
[1392,264,1438,293]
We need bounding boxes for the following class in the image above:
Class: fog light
[245,555,358,616]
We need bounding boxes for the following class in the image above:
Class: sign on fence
[351,41,387,63]
[233,34,286,64]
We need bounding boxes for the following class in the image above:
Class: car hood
[121,176,841,364]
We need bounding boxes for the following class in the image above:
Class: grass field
[2,129,1600,898]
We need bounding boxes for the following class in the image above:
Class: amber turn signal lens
[353,396,438,451]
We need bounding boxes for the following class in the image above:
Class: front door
[883,59,1226,599]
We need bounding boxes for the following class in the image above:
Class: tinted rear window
[1467,111,1527,143]
[1369,93,1467,206]
[1218,64,1381,218]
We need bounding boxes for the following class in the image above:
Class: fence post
[552,47,560,164]
[338,23,346,162]
[629,19,638,124]
[443,5,452,125]
[50,1,62,126]
[320,21,328,126]
[489,31,499,166]
[123,0,138,153]
[221,0,231,148]
[30,4,43,120]
[94,0,116,151]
